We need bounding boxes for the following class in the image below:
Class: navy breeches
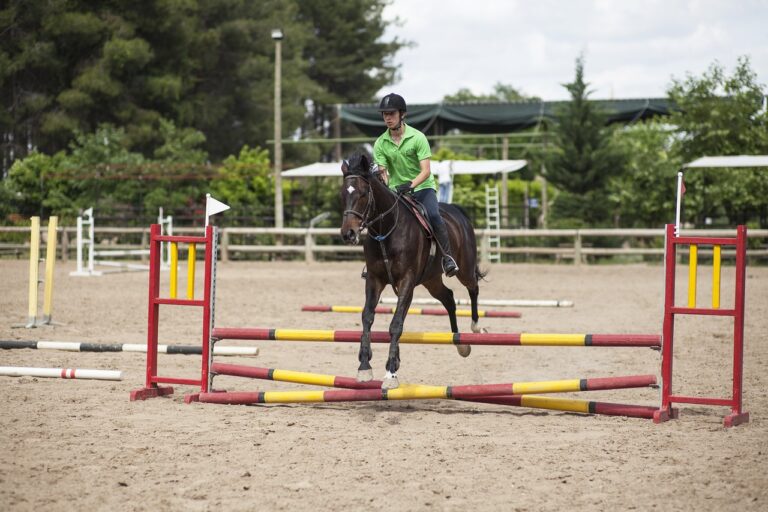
[413,188,445,229]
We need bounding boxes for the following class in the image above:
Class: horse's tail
[476,265,489,282]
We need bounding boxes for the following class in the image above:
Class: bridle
[343,172,400,241]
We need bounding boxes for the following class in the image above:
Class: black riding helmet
[378,93,406,113]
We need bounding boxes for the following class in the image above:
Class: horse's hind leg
[358,276,385,382]
[467,283,483,334]
[457,270,483,334]
[423,277,470,358]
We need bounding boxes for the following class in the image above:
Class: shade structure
[683,155,768,168]
[281,159,527,178]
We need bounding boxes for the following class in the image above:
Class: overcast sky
[378,0,768,103]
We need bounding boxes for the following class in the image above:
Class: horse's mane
[346,152,372,177]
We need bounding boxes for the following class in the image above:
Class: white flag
[205,194,230,226]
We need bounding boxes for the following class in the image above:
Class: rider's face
[382,111,401,129]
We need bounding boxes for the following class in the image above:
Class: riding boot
[434,222,459,277]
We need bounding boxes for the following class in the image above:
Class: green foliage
[1,0,403,165]
[211,145,273,208]
[295,0,407,160]
[667,57,768,226]
[442,82,539,103]
[609,122,680,227]
[63,125,147,212]
[4,122,214,222]
[547,56,626,226]
[153,119,207,163]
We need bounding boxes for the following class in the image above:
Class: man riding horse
[373,93,459,277]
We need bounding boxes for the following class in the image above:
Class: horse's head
[340,152,375,245]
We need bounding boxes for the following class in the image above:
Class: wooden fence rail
[1,225,767,264]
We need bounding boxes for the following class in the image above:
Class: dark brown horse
[340,152,486,389]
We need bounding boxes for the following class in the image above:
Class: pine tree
[547,56,625,226]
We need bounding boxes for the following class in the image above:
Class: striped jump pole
[212,327,661,348]
[198,387,656,419]
[301,305,522,318]
[198,364,657,418]
[211,363,656,397]
[461,395,657,419]
[0,366,123,381]
[380,297,574,308]
[0,340,258,356]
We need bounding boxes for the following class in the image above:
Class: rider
[372,93,459,277]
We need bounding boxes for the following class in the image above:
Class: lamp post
[272,28,284,228]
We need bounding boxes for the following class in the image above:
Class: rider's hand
[396,182,413,195]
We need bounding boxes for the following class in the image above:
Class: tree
[667,57,768,226]
[609,122,680,227]
[546,56,625,226]
[0,0,405,168]
[295,0,407,156]
[443,82,538,103]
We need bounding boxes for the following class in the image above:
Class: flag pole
[205,194,231,227]
[674,171,683,237]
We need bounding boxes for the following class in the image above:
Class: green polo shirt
[373,124,436,192]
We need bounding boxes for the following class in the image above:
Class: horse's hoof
[456,344,471,358]
[382,372,399,390]
[471,321,481,333]
[357,369,374,382]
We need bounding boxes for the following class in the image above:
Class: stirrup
[442,256,459,277]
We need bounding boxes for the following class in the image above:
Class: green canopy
[340,98,673,136]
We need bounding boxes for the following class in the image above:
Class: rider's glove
[396,182,413,195]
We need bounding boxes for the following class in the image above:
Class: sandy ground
[1,258,767,512]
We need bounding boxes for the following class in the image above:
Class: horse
[340,152,486,389]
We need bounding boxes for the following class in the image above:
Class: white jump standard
[70,207,173,276]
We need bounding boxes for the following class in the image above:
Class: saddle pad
[400,194,433,236]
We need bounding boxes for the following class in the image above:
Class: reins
[343,172,405,292]
[343,174,401,241]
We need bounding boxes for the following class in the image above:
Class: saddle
[360,193,437,284]
[399,193,435,238]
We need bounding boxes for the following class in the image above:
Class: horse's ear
[341,159,350,176]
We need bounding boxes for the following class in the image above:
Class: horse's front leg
[358,276,385,382]
[383,284,415,390]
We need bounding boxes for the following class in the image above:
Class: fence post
[305,229,314,263]
[61,228,69,263]
[574,230,583,266]
[140,230,149,263]
[480,230,490,264]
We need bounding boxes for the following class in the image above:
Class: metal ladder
[485,184,501,262]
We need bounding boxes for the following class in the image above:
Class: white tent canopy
[683,155,768,168]
[675,155,768,234]
[281,159,527,178]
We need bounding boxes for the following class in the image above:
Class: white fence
[2,225,768,264]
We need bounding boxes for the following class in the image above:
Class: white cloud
[379,0,768,102]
